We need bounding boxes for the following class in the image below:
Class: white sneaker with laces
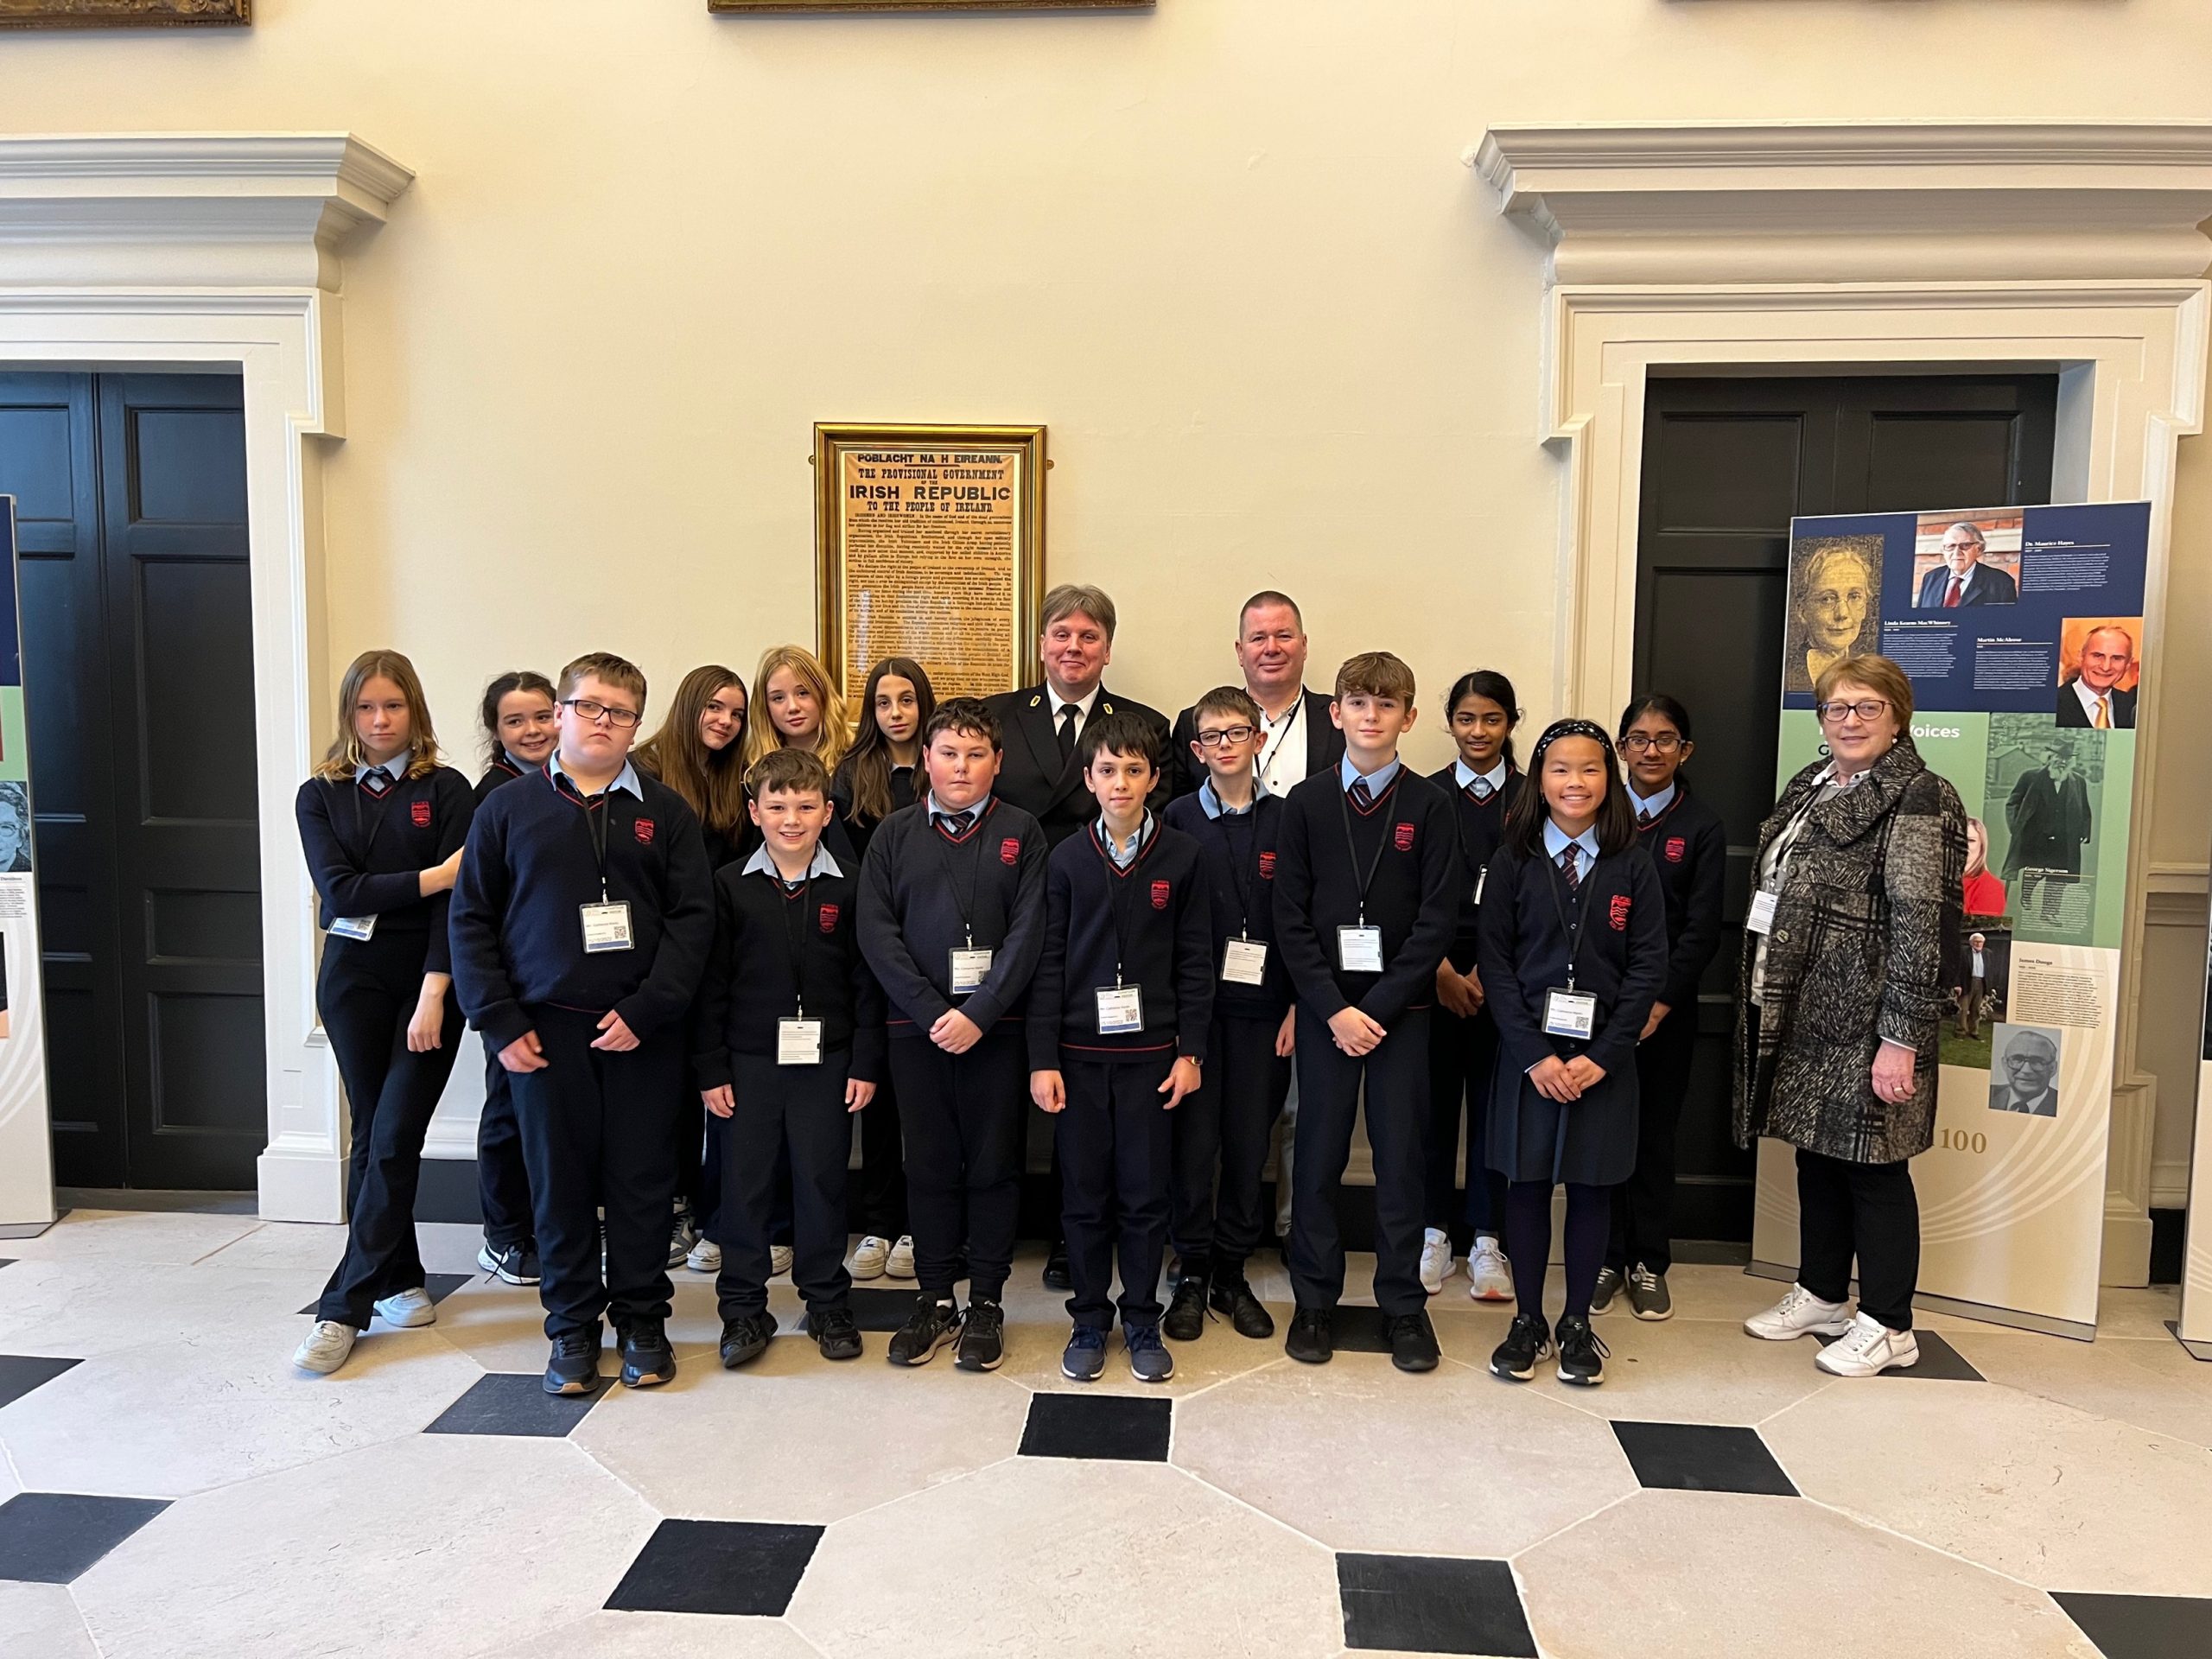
[886,1236,917,1280]
[851,1236,892,1281]
[373,1287,435,1329]
[293,1320,358,1374]
[1815,1310,1919,1376]
[1465,1236,1514,1302]
[686,1236,721,1273]
[1418,1228,1453,1295]
[1744,1283,1853,1342]
[770,1244,795,1278]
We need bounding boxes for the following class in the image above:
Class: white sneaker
[851,1236,892,1281]
[1815,1311,1920,1377]
[886,1235,917,1280]
[770,1244,794,1278]
[1465,1236,1514,1302]
[1744,1283,1853,1342]
[686,1236,721,1273]
[293,1320,358,1375]
[372,1287,435,1329]
[1418,1228,1453,1295]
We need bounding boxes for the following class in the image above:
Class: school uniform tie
[2094,695,2110,729]
[1056,702,1080,764]
[1637,808,1655,826]
[361,771,391,798]
[1557,844,1581,890]
[933,810,976,841]
[1943,574,1964,607]
[1350,778,1374,811]
[1467,779,1491,804]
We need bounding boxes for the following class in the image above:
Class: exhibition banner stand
[0,499,55,1235]
[2174,874,2212,1360]
[1752,501,2152,1338]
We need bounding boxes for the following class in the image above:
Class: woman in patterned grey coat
[1732,654,1965,1379]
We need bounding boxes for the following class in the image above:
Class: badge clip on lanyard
[575,785,635,954]
[331,771,397,941]
[1093,823,1147,1034]
[933,804,997,993]
[773,870,825,1065]
[1212,806,1270,987]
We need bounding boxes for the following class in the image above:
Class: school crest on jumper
[1609,894,1631,931]
[410,800,432,828]
[1257,850,1276,879]
[1394,822,1415,852]
[1664,836,1686,863]
[818,903,839,933]
[633,817,656,846]
[1150,879,1171,910]
[999,836,1020,866]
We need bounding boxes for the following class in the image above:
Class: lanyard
[558,776,613,902]
[1541,842,1592,988]
[1337,778,1395,927]
[1211,806,1259,938]
[1092,822,1152,985]
[1257,696,1304,779]
[772,873,814,1018]
[927,798,995,947]
[345,772,398,871]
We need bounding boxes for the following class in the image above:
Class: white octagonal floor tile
[0,1580,100,1658]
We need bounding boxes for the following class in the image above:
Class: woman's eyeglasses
[1815,699,1890,724]
[1620,733,1683,753]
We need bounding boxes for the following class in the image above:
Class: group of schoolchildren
[291,617,1726,1397]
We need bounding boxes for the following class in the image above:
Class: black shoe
[542,1327,600,1395]
[478,1238,541,1287]
[1042,1243,1071,1291]
[887,1297,963,1367]
[1285,1305,1333,1364]
[1163,1274,1209,1342]
[718,1311,777,1369]
[1589,1265,1624,1316]
[1489,1312,1553,1383]
[805,1305,863,1362]
[619,1317,677,1388]
[957,1297,1005,1371]
[1388,1310,1441,1373]
[1209,1274,1275,1339]
[1555,1313,1609,1387]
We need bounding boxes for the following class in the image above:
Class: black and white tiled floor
[2,1209,2210,1656]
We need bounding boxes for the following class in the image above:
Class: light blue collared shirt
[354,755,408,785]
[1197,775,1268,820]
[741,842,844,885]
[548,749,643,800]
[1627,780,1677,820]
[1453,758,1509,798]
[1339,753,1403,796]
[927,792,986,831]
[1541,819,1601,883]
[1099,812,1154,868]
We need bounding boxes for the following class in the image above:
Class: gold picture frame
[0,0,249,26]
[813,423,1046,711]
[717,1,1144,13]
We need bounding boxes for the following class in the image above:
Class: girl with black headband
[1475,717,1668,1387]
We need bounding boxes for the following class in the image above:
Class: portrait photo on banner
[2055,614,2144,728]
[1987,1020,2063,1118]
[1941,920,2012,1072]
[1983,715,2103,944]
[1783,532,1884,693]
[1910,509,2023,609]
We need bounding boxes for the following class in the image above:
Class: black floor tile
[2056,1591,2212,1657]
[0,1492,168,1583]
[604,1518,823,1617]
[1810,1327,1985,1381]
[0,1354,81,1410]
[1018,1391,1172,1462]
[846,1287,919,1332]
[296,1271,473,1319]
[1330,1305,1394,1353]
[1338,1553,1537,1656]
[1611,1421,1799,1497]
[425,1371,613,1437]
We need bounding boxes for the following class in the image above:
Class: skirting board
[1747,1256,2096,1342]
[2167,1321,2212,1362]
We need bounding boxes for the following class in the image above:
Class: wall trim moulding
[0,131,414,1223]
[1473,118,2212,1290]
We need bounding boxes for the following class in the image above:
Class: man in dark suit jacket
[2004,743,2093,924]
[1169,590,1345,796]
[2056,625,2139,728]
[1914,521,2018,608]
[984,583,1173,848]
[1989,1028,2059,1117]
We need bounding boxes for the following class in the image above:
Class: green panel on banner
[0,687,26,784]
[2092,730,2134,951]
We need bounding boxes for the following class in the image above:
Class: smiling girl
[741,645,849,775]
[834,656,936,861]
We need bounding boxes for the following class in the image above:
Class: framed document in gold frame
[814,423,1046,713]
[0,0,249,25]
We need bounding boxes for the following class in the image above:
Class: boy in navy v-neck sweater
[1028,714,1213,1381]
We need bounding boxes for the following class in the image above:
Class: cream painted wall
[2,0,2209,1182]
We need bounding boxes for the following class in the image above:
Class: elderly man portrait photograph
[1784,537,1882,695]
[2001,734,2094,923]
[1988,1026,2061,1117]
[2056,621,2139,729]
[1914,519,2019,608]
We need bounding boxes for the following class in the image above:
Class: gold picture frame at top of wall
[716,1,1143,12]
[813,423,1046,713]
[0,0,248,25]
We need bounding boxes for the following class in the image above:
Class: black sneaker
[804,1305,864,1362]
[1489,1312,1553,1382]
[957,1298,1006,1371]
[619,1318,677,1389]
[1163,1274,1209,1342]
[478,1238,541,1287]
[1589,1266,1624,1316]
[887,1297,963,1367]
[1554,1313,1608,1386]
[1387,1310,1441,1374]
[1061,1323,1108,1382]
[1285,1305,1333,1364]
[1042,1243,1071,1291]
[1209,1275,1275,1339]
[1125,1322,1174,1382]
[1627,1266,1673,1322]
[542,1327,600,1395]
[719,1311,777,1369]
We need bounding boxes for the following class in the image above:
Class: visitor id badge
[1543,987,1598,1040]
[327,915,377,943]
[1221,937,1270,987]
[1337,925,1385,973]
[1473,866,1487,906]
[1096,984,1145,1034]
[950,946,994,993]
[777,1018,823,1066]
[580,900,635,954]
[1746,889,1778,936]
